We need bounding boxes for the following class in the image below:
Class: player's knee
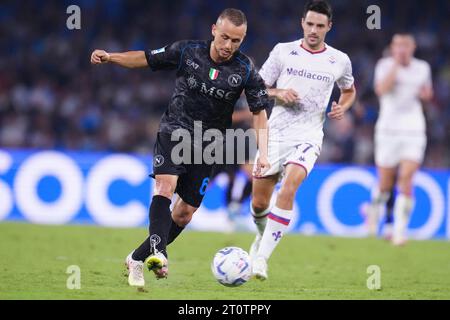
[154,180,176,198]
[173,203,197,227]
[173,214,192,227]
[398,181,413,195]
[378,182,394,194]
[251,197,271,214]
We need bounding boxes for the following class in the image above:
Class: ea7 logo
[186,59,199,70]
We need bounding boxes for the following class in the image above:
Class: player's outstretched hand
[253,156,270,178]
[91,49,110,65]
[327,101,345,120]
[275,89,300,105]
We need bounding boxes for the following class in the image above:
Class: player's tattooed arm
[328,84,356,120]
[252,110,270,177]
[267,88,300,105]
[90,50,148,68]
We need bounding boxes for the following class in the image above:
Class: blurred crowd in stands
[1,0,449,168]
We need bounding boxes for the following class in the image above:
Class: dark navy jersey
[145,40,270,134]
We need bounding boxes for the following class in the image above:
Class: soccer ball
[211,247,252,287]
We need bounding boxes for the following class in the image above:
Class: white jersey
[374,57,432,136]
[259,39,354,146]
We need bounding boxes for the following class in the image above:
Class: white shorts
[375,132,426,168]
[253,140,321,179]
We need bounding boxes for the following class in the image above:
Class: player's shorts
[375,132,426,168]
[151,132,216,208]
[253,140,321,180]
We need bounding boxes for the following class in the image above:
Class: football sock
[167,219,185,245]
[393,193,413,240]
[370,188,390,214]
[132,237,150,262]
[131,195,173,261]
[367,188,390,234]
[257,206,292,261]
[148,195,173,258]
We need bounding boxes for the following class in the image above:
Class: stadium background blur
[1,0,449,168]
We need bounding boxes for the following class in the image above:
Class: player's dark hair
[303,0,333,21]
[218,8,247,26]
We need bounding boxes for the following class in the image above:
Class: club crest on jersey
[329,56,336,64]
[228,74,242,87]
[209,68,219,80]
[153,155,165,167]
[151,47,166,55]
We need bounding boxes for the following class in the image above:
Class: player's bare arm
[327,84,356,120]
[90,50,148,68]
[419,84,434,102]
[267,88,299,105]
[252,110,270,177]
[374,63,399,96]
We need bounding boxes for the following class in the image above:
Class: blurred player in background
[366,33,433,245]
[249,0,356,280]
[91,8,270,287]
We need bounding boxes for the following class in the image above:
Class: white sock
[251,205,271,236]
[367,188,390,235]
[257,206,292,261]
[369,188,390,215]
[393,194,414,240]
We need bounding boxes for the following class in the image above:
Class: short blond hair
[217,8,247,26]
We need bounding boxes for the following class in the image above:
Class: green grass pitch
[0,222,449,300]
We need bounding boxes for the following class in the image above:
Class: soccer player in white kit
[250,0,356,280]
[366,34,433,245]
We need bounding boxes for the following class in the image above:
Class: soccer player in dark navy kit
[91,9,270,287]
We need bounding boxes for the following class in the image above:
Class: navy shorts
[151,132,216,208]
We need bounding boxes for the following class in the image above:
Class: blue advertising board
[0,149,448,239]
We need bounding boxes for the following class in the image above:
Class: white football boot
[125,252,145,287]
[252,256,268,281]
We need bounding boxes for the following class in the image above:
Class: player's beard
[213,43,232,61]
[220,49,232,59]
